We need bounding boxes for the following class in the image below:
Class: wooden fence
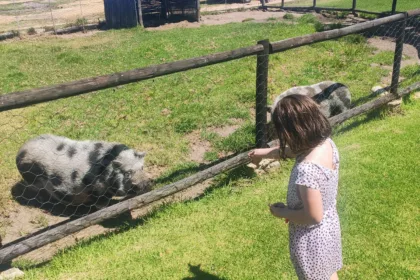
[262,0,401,16]
[0,8,419,264]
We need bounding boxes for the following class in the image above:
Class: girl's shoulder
[303,140,333,166]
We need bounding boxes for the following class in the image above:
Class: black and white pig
[271,81,352,118]
[16,134,152,208]
[267,81,352,143]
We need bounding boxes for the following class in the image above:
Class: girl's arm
[248,146,296,166]
[270,185,323,225]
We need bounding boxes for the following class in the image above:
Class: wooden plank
[0,45,263,113]
[270,13,405,53]
[0,151,251,264]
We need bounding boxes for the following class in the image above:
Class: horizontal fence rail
[263,0,417,15]
[270,13,406,53]
[0,45,264,112]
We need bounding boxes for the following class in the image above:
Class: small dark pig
[16,134,152,208]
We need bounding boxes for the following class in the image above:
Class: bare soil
[367,38,419,85]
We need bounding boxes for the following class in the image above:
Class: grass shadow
[153,150,253,187]
[143,14,198,28]
[182,263,227,280]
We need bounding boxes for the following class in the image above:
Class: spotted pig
[271,81,352,118]
[267,81,352,143]
[16,134,152,208]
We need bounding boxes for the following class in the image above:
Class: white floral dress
[286,138,342,280]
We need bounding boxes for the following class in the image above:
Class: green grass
[313,0,419,12]
[18,96,420,279]
[0,22,317,211]
[1,14,419,218]
[283,0,419,12]
[0,17,419,279]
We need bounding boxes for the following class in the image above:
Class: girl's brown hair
[272,94,331,158]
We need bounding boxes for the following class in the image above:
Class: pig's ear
[135,151,146,158]
[112,160,123,169]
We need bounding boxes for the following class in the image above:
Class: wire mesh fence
[0,8,419,263]
[0,0,105,34]
[0,0,202,35]
[263,0,412,15]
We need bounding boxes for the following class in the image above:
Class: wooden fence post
[313,0,316,9]
[255,40,270,148]
[392,0,397,14]
[137,0,143,27]
[196,0,200,22]
[390,14,406,95]
[352,0,357,14]
[281,0,284,8]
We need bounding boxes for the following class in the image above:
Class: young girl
[249,94,342,280]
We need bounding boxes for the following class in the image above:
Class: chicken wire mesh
[0,9,419,263]
[0,52,257,260]
[0,0,105,34]
[0,0,202,36]
[264,0,405,14]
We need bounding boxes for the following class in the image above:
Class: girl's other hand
[269,202,287,219]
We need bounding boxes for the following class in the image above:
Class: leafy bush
[75,17,88,27]
[283,13,295,20]
[43,26,55,32]
[298,14,319,24]
[27,27,37,35]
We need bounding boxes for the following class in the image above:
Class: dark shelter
[104,0,200,29]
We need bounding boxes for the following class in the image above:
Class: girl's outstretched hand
[248,149,269,166]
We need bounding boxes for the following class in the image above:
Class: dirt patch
[149,9,303,31]
[367,37,419,86]
[185,130,212,162]
[368,38,420,68]
[1,204,66,245]
[208,124,240,137]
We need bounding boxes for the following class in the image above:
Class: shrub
[43,26,55,32]
[75,17,88,27]
[242,18,255,22]
[27,27,37,35]
[298,14,319,24]
[283,13,294,20]
[359,12,378,20]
